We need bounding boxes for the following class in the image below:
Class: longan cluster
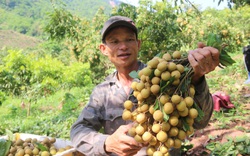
[123,51,201,156]
[7,137,73,156]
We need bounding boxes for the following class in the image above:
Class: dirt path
[184,103,250,155]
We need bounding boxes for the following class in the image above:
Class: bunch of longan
[122,51,201,156]
[7,137,73,156]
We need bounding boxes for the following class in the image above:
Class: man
[70,15,220,156]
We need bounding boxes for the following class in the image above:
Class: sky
[118,0,230,10]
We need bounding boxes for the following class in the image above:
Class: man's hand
[104,124,143,156]
[188,42,220,84]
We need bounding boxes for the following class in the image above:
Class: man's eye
[111,41,118,44]
[128,39,135,42]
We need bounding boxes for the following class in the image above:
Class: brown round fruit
[172,51,181,59]
[153,110,163,121]
[156,131,168,142]
[124,100,133,110]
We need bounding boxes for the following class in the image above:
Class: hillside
[0,30,42,49]
[0,0,114,37]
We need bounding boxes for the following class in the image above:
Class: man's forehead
[105,27,136,38]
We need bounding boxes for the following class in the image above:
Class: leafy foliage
[206,134,250,155]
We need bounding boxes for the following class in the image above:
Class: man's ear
[100,43,108,56]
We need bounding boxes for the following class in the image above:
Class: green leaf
[163,110,169,122]
[154,99,159,110]
[181,118,190,131]
[35,142,48,151]
[129,70,139,79]
[193,102,204,121]
[0,139,12,156]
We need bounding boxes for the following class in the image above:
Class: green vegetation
[0,0,250,155]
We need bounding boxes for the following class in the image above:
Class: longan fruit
[161,122,171,132]
[149,136,158,146]
[189,86,195,97]
[139,104,149,112]
[153,110,163,121]
[172,79,180,86]
[171,70,181,79]
[124,100,133,110]
[178,107,189,117]
[168,116,179,126]
[136,93,143,101]
[128,127,136,137]
[151,84,160,95]
[156,131,168,142]
[154,69,162,77]
[131,81,138,90]
[162,53,172,61]
[134,134,143,143]
[172,51,181,59]
[50,137,56,144]
[153,151,163,156]
[159,94,170,105]
[178,130,187,141]
[168,127,179,137]
[151,76,161,85]
[24,138,32,143]
[142,131,153,142]
[141,88,151,99]
[186,117,194,125]
[174,138,182,149]
[157,61,168,72]
[32,148,39,155]
[176,64,185,73]
[42,137,50,144]
[185,96,194,107]
[24,148,32,155]
[146,146,156,155]
[136,82,145,91]
[50,149,57,155]
[136,113,147,124]
[41,151,50,156]
[186,126,194,136]
[142,67,152,76]
[168,62,177,72]
[163,102,174,114]
[160,145,169,154]
[147,58,159,68]
[15,139,23,146]
[149,105,155,115]
[189,108,198,119]
[176,101,186,112]
[161,71,171,81]
[171,95,182,105]
[165,138,174,148]
[152,123,161,133]
[122,110,132,120]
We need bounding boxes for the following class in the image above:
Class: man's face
[100,26,141,69]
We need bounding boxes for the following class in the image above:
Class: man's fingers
[197,42,206,48]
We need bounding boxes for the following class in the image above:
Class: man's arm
[70,88,109,156]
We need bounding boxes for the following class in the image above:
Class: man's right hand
[104,124,143,156]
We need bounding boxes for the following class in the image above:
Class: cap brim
[102,21,137,41]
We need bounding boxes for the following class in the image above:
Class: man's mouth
[118,53,131,58]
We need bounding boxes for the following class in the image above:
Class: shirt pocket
[103,108,126,134]
[104,108,124,121]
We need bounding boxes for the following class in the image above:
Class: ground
[184,88,250,156]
